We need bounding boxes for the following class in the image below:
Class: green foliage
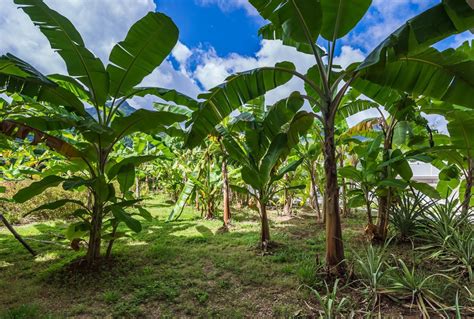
[389,192,431,241]
[220,94,312,203]
[418,199,474,281]
[381,258,451,317]
[358,0,474,70]
[304,279,350,319]
[186,61,296,147]
[0,0,191,262]
[107,13,178,99]
[0,180,85,223]
[0,304,45,319]
[353,242,393,307]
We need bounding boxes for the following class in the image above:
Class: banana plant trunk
[375,138,393,241]
[283,188,293,216]
[258,197,270,250]
[135,176,140,197]
[365,193,373,225]
[222,157,231,227]
[310,164,322,220]
[205,200,214,219]
[462,159,473,217]
[86,194,103,266]
[323,116,345,275]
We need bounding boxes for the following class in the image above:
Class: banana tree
[295,125,324,220]
[0,0,195,266]
[421,101,474,216]
[185,0,474,275]
[221,94,313,250]
[339,136,384,226]
[343,93,437,239]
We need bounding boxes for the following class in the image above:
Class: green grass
[0,195,471,318]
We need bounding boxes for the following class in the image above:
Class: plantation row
[0,0,474,316]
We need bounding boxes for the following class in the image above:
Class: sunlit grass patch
[34,252,60,262]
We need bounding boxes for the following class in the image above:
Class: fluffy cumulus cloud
[345,0,439,52]
[192,39,318,104]
[0,0,202,108]
[1,0,470,130]
[189,40,368,105]
[0,0,156,73]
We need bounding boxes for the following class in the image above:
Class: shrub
[353,241,393,308]
[380,258,451,317]
[418,199,474,282]
[0,180,85,224]
[389,192,431,241]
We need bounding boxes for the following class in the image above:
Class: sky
[0,0,472,128]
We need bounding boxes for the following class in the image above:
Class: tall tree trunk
[258,198,270,251]
[462,160,473,217]
[310,164,322,220]
[375,138,393,241]
[86,195,103,266]
[283,188,293,216]
[195,191,200,210]
[323,118,345,276]
[222,157,231,227]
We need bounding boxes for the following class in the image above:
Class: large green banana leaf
[446,110,474,156]
[252,0,371,53]
[126,87,199,110]
[0,54,86,115]
[320,0,372,40]
[358,0,474,70]
[186,61,295,147]
[250,0,321,45]
[107,13,178,100]
[356,42,474,109]
[111,109,187,138]
[14,0,109,106]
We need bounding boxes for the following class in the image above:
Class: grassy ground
[0,195,470,318]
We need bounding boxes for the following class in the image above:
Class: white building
[410,162,439,186]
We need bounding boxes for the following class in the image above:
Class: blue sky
[151,0,470,95]
[154,0,453,60]
[0,0,472,114]
[156,0,264,57]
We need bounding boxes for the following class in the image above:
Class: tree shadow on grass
[0,206,334,318]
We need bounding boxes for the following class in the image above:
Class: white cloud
[0,0,202,106]
[0,0,157,73]
[191,39,317,104]
[333,46,365,68]
[195,0,258,16]
[345,0,438,53]
[172,42,193,66]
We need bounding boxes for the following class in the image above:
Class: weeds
[380,258,451,318]
[352,240,393,309]
[389,192,431,241]
[302,279,350,319]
